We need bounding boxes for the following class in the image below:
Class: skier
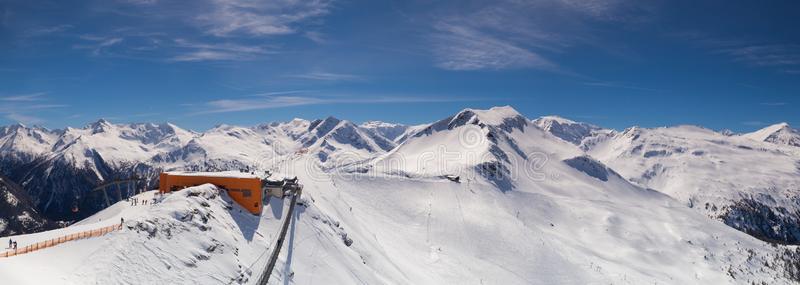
[13,241,17,251]
[120,217,124,225]
[8,239,11,249]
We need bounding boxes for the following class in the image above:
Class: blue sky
[0,0,798,132]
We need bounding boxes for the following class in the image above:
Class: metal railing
[0,224,122,258]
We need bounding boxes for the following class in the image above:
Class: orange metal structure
[159,172,263,215]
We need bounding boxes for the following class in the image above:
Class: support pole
[116,182,123,202]
[102,187,111,207]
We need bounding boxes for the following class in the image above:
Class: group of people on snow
[7,239,17,250]
[127,195,159,206]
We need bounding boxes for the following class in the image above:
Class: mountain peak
[533,115,607,146]
[744,122,799,147]
[459,105,523,125]
[88,118,115,133]
[4,123,27,132]
[361,121,404,128]
[535,115,578,125]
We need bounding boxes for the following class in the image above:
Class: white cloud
[0,92,65,125]
[288,72,363,81]
[719,44,800,67]
[169,39,272,61]
[4,113,44,125]
[1,92,47,101]
[121,0,159,5]
[194,94,484,114]
[432,23,556,71]
[742,121,765,126]
[558,0,621,19]
[304,31,326,43]
[26,24,73,37]
[170,50,243,62]
[582,81,664,92]
[74,35,124,55]
[425,0,657,72]
[197,0,332,37]
[64,0,331,61]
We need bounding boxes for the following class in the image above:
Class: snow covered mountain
[0,116,401,221]
[743,122,800,148]
[360,121,408,141]
[0,174,58,236]
[532,115,616,150]
[588,125,800,244]
[0,120,199,220]
[0,123,59,160]
[2,106,800,284]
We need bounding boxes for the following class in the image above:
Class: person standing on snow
[8,239,11,249]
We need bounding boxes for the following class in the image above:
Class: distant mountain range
[2,106,800,283]
[1,107,799,245]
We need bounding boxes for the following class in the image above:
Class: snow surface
[742,122,800,147]
[588,125,800,216]
[1,106,800,284]
[0,186,287,284]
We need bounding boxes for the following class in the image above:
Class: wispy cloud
[581,81,664,92]
[4,113,44,125]
[304,31,326,44]
[74,35,124,55]
[61,0,330,61]
[431,22,556,71]
[557,0,657,22]
[248,90,316,96]
[1,92,47,102]
[0,92,66,125]
[25,24,73,37]
[169,38,273,62]
[287,72,364,81]
[678,33,800,72]
[760,102,787,106]
[197,0,332,37]
[426,0,657,72]
[193,94,485,114]
[742,121,765,126]
[121,0,159,5]
[718,44,800,67]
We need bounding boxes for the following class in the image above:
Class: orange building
[159,171,264,215]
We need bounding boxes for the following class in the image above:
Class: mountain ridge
[1,106,800,247]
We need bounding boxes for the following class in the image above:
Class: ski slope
[1,106,799,284]
[0,187,286,284]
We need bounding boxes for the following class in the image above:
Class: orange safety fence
[0,224,122,258]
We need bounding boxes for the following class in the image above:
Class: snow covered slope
[4,106,800,284]
[0,186,288,284]
[532,115,616,150]
[589,125,800,244]
[743,122,800,148]
[2,106,800,284]
[0,174,57,236]
[0,124,59,160]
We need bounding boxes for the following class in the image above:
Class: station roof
[163,171,261,179]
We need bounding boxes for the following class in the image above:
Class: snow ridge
[743,122,800,147]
